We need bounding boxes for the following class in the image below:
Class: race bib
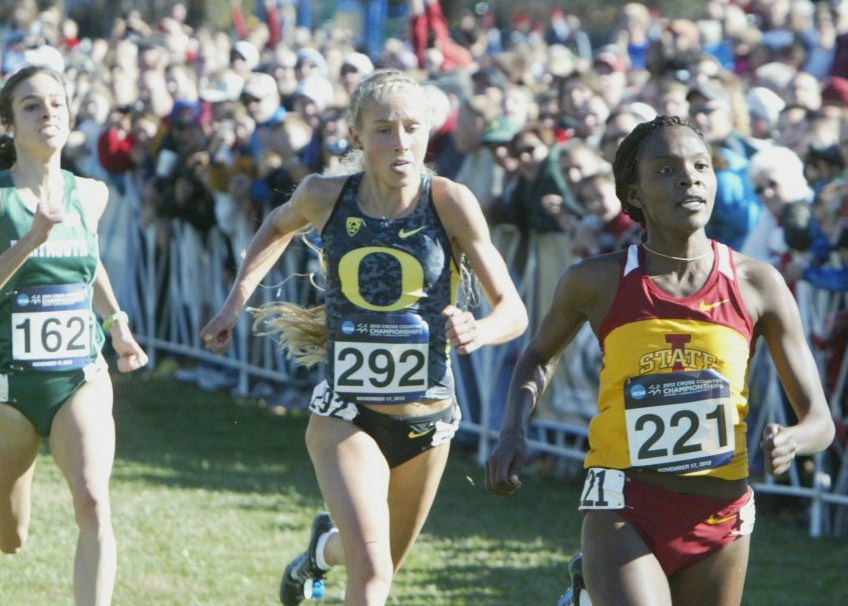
[11,284,92,371]
[624,369,735,473]
[308,380,359,421]
[579,467,626,510]
[332,313,429,403]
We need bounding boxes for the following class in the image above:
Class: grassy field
[1,370,847,605]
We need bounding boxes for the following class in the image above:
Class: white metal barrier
[102,183,848,538]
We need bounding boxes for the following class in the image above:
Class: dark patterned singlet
[320,172,460,404]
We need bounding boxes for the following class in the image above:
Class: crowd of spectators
[4,0,848,425]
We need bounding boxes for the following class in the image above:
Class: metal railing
[102,180,848,538]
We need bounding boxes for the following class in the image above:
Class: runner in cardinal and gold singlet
[588,239,754,480]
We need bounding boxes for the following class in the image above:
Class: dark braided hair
[613,115,705,224]
[0,65,69,169]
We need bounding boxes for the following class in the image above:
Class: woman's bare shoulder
[296,173,350,204]
[289,173,352,225]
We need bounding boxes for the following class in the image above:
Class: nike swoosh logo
[699,298,730,312]
[398,226,426,239]
[706,513,737,525]
[408,427,435,439]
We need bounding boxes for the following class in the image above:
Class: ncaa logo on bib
[629,384,646,400]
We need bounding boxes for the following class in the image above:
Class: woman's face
[512,132,548,179]
[753,168,788,217]
[629,126,717,233]
[351,88,431,190]
[7,72,70,156]
[579,175,621,222]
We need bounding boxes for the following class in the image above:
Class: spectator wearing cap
[286,75,337,179]
[820,76,848,117]
[236,71,294,210]
[241,71,285,130]
[469,112,521,232]
[592,45,628,108]
[688,80,759,160]
[296,47,329,80]
[688,80,763,249]
[787,70,823,113]
[338,51,373,99]
[163,99,213,158]
[599,102,657,165]
[746,86,786,142]
[293,75,334,122]
[231,40,260,75]
[753,61,796,97]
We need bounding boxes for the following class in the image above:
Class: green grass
[1,371,847,605]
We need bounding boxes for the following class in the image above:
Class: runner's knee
[70,483,111,530]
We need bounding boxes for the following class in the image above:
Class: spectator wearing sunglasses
[742,145,814,268]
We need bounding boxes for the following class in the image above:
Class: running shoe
[280,512,336,605]
[557,554,591,606]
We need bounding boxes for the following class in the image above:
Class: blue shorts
[308,380,461,468]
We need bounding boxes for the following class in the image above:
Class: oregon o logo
[338,247,424,312]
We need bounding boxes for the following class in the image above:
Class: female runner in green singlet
[0,65,148,606]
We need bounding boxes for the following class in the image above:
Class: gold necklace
[642,243,712,263]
